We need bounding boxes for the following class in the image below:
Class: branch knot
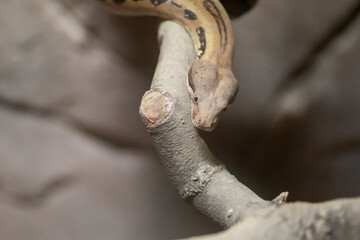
[180,164,223,199]
[139,90,175,129]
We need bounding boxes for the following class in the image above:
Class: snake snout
[192,110,219,132]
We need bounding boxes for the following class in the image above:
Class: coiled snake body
[98,0,256,131]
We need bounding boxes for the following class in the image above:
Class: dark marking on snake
[184,9,198,20]
[203,0,228,52]
[196,27,206,58]
[171,0,182,8]
[150,0,167,6]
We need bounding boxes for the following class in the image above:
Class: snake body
[98,0,256,131]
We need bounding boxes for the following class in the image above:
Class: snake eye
[223,107,227,112]
[194,96,198,102]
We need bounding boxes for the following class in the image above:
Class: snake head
[188,61,238,132]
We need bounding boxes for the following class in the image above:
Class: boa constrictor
[97,0,257,131]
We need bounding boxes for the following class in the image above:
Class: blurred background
[0,0,359,239]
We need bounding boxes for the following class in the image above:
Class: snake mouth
[199,120,219,132]
[193,118,218,132]
[192,109,220,132]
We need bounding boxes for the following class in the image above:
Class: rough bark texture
[140,22,277,228]
[139,21,360,239]
[183,198,360,240]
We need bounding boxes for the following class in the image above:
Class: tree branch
[181,198,360,240]
[139,21,360,239]
[139,21,277,228]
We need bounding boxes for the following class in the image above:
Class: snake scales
[97,0,257,131]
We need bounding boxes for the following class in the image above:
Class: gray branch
[139,21,278,228]
[181,198,360,240]
[139,21,360,238]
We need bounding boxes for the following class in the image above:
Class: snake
[97,0,257,131]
